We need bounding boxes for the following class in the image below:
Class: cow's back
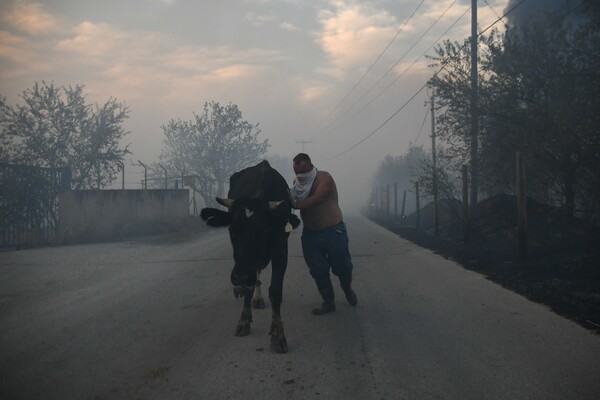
[228,160,288,201]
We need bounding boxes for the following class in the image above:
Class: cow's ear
[200,208,233,227]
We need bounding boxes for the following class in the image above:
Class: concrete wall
[59,189,189,243]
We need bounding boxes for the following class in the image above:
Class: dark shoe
[312,302,336,315]
[344,288,358,306]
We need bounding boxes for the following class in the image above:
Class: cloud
[209,64,270,80]
[279,22,300,31]
[243,11,300,32]
[0,3,290,124]
[1,1,67,36]
[315,1,398,79]
[243,11,278,27]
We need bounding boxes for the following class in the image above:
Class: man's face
[293,160,312,175]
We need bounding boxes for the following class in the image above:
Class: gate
[0,163,71,248]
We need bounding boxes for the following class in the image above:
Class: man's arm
[292,173,333,210]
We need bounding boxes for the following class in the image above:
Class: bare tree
[0,81,130,189]
[158,101,268,207]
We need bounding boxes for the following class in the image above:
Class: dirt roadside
[365,194,600,334]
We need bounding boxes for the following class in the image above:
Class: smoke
[504,0,570,27]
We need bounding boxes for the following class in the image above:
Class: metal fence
[0,163,71,249]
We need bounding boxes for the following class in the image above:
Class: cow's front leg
[234,287,253,336]
[252,273,265,309]
[269,313,287,353]
[268,238,288,353]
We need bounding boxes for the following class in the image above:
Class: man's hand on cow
[288,189,298,209]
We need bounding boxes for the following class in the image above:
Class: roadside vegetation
[367,3,600,333]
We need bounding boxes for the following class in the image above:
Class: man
[290,153,357,315]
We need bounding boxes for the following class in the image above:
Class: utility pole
[296,140,312,153]
[431,92,439,237]
[470,0,479,207]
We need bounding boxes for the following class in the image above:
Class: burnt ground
[365,194,600,334]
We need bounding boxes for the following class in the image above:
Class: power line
[314,0,457,140]
[310,0,428,136]
[323,5,470,139]
[412,106,430,145]
[326,0,531,160]
[482,0,502,20]
[327,81,430,160]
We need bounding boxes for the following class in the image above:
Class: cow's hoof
[270,334,288,353]
[252,298,266,309]
[234,322,251,336]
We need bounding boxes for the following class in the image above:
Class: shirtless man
[290,153,357,315]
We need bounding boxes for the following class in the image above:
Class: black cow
[200,160,300,353]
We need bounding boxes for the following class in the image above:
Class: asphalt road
[1,214,599,400]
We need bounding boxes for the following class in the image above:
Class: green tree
[486,12,600,216]
[372,145,427,214]
[427,6,600,219]
[158,101,268,207]
[426,31,499,201]
[0,81,130,189]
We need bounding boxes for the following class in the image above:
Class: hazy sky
[1,0,524,210]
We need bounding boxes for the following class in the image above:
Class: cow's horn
[269,200,284,210]
[216,197,235,208]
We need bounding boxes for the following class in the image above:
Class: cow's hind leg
[252,272,266,309]
[234,289,253,336]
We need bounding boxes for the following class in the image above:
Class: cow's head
[200,197,300,291]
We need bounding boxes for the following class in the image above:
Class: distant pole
[431,92,439,237]
[400,190,407,221]
[175,166,184,189]
[138,160,148,190]
[96,162,101,190]
[296,140,312,153]
[374,187,378,211]
[159,163,167,189]
[470,0,479,208]
[462,164,470,243]
[386,184,390,216]
[117,161,125,189]
[394,182,398,219]
[517,152,528,261]
[415,181,420,229]
[193,191,198,216]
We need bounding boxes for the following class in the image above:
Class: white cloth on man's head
[291,167,317,201]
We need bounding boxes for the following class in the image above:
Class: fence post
[517,152,528,261]
[462,164,470,243]
[60,167,72,191]
[386,184,390,216]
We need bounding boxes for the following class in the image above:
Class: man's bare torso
[300,171,343,230]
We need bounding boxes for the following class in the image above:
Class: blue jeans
[301,222,353,279]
